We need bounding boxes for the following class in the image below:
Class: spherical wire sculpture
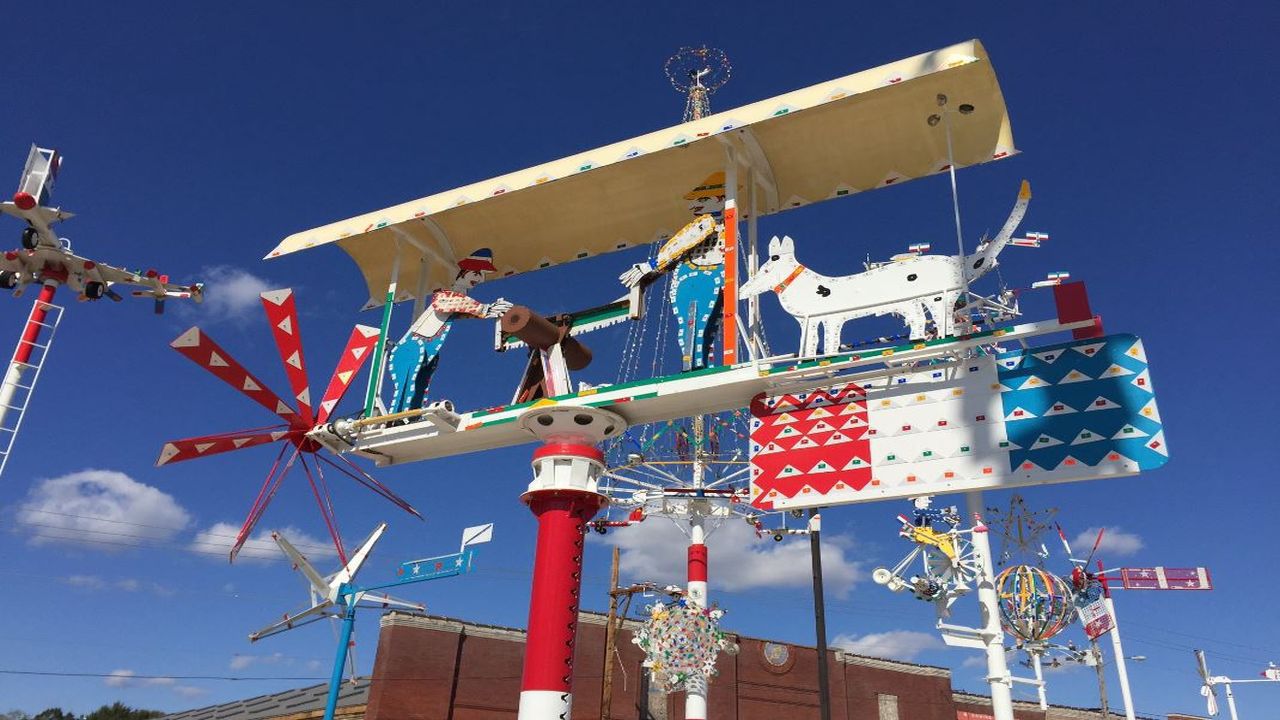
[665,46,732,122]
[994,564,1076,643]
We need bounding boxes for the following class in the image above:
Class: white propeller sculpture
[250,522,422,642]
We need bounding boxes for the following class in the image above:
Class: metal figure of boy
[619,172,727,372]
[387,249,512,414]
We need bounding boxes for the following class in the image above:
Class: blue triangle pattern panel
[996,333,1166,472]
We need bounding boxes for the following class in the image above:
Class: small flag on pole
[908,243,931,254]
[1013,231,1049,248]
[1031,272,1071,289]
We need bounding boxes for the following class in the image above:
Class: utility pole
[602,547,622,720]
[600,548,658,720]
[809,508,831,720]
[1091,641,1110,720]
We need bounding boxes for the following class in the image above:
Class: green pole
[363,287,396,417]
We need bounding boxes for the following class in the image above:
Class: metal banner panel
[1119,566,1212,590]
[396,548,475,583]
[1078,598,1114,639]
[749,333,1166,510]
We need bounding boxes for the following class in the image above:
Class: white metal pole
[1103,596,1137,720]
[1033,652,1048,710]
[685,416,709,720]
[966,491,1015,720]
[1224,682,1239,720]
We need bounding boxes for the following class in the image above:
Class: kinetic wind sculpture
[256,40,1171,720]
[994,564,1076,709]
[633,596,735,695]
[872,497,978,611]
[665,46,732,122]
[1054,524,1214,720]
[602,172,811,720]
[156,289,421,562]
[1194,650,1280,720]
[986,494,1059,566]
[251,521,494,720]
[0,145,203,476]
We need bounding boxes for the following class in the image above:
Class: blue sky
[1,2,1277,716]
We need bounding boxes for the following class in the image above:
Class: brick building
[362,611,1138,720]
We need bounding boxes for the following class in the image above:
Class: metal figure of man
[387,248,513,414]
[619,172,727,371]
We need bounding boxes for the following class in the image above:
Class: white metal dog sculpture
[739,181,1033,356]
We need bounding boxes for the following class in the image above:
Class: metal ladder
[0,299,63,477]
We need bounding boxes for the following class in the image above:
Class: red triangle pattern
[750,383,872,510]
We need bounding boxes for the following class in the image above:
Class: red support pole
[520,492,604,713]
[14,283,58,364]
[517,408,619,720]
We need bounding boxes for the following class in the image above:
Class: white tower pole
[1098,563,1137,720]
[967,491,1014,720]
[685,415,709,720]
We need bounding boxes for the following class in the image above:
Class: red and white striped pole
[685,517,709,720]
[517,407,623,720]
[0,281,59,432]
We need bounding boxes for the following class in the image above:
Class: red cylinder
[14,284,58,364]
[688,543,709,583]
[520,491,604,695]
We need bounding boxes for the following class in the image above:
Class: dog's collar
[773,265,806,293]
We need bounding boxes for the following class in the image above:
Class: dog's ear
[780,235,795,254]
[768,235,781,255]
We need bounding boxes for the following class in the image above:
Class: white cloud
[195,265,273,322]
[65,574,107,590]
[64,574,173,597]
[173,685,208,698]
[832,630,942,661]
[104,669,136,687]
[190,522,338,563]
[594,516,862,598]
[231,652,288,671]
[104,670,179,689]
[17,470,191,550]
[1071,526,1144,558]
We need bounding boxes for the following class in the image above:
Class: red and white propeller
[156,288,421,562]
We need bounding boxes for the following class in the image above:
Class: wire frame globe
[664,46,732,93]
[994,565,1076,642]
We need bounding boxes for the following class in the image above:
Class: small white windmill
[253,521,493,720]
[1197,649,1236,719]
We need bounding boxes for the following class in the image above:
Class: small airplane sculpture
[0,144,204,477]
[0,145,203,312]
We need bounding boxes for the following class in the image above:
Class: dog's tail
[965,180,1031,283]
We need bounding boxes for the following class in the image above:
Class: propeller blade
[260,290,315,426]
[1196,649,1213,682]
[1055,522,1076,561]
[272,530,333,596]
[155,427,292,466]
[315,325,381,424]
[1084,527,1106,568]
[330,522,388,590]
[356,590,425,612]
[248,600,336,643]
[171,327,301,426]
